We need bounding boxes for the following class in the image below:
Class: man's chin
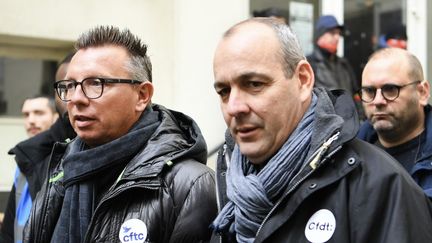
[372,121,394,134]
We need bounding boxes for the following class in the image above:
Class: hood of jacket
[309,87,359,157]
[119,104,208,180]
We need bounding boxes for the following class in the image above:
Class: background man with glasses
[358,47,432,198]
[23,26,216,243]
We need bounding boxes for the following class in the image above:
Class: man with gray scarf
[23,26,217,243]
[211,18,432,243]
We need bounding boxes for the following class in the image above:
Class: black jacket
[0,116,75,243]
[307,48,358,94]
[307,48,365,120]
[213,88,432,242]
[23,105,217,243]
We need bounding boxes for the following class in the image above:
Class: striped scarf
[213,94,317,243]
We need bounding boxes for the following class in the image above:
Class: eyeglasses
[54,78,142,101]
[359,80,421,103]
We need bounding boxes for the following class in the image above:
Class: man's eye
[65,83,75,89]
[382,85,398,93]
[362,87,375,94]
[216,88,230,98]
[248,81,264,89]
[86,79,102,87]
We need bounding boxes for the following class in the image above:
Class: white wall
[320,0,344,57]
[172,0,249,167]
[0,0,249,188]
[0,119,26,191]
[407,0,428,79]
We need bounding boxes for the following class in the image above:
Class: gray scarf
[213,94,317,243]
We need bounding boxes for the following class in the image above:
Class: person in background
[23,26,216,243]
[211,17,432,242]
[358,47,432,198]
[307,15,364,120]
[0,53,77,243]
[377,24,407,49]
[21,95,58,137]
[252,7,286,24]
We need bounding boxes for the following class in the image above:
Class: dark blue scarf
[50,108,160,243]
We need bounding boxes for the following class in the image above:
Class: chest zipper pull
[309,132,340,169]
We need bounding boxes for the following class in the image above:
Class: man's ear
[418,80,430,106]
[136,81,154,112]
[295,60,315,102]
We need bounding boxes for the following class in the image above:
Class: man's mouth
[73,115,95,128]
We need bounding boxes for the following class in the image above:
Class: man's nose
[371,89,387,105]
[226,90,249,117]
[27,113,37,123]
[69,84,89,104]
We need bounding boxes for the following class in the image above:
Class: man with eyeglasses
[22,26,216,243]
[358,47,432,198]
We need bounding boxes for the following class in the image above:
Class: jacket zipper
[215,144,229,212]
[255,132,341,238]
[215,144,230,243]
[34,143,61,242]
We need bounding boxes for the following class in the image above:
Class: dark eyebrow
[361,83,400,88]
[214,71,270,89]
[239,72,269,81]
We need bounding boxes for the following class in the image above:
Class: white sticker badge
[119,218,148,243]
[304,209,336,243]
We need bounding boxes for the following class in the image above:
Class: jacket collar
[9,117,75,176]
[120,104,207,180]
[308,88,359,159]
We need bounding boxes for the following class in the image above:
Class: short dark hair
[75,26,152,82]
[58,51,75,68]
[23,94,57,113]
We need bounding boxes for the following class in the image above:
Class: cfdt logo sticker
[119,218,148,243]
[304,209,336,243]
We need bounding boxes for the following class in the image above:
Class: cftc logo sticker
[119,218,148,243]
[304,209,336,243]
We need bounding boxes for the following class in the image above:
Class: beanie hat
[314,15,344,41]
[385,24,407,41]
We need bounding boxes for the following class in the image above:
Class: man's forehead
[67,45,129,79]
[222,21,275,43]
[363,58,409,85]
[23,98,50,110]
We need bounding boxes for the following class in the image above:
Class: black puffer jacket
[23,104,217,243]
[213,88,432,242]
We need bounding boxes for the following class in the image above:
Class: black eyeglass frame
[359,80,422,103]
[53,78,142,101]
